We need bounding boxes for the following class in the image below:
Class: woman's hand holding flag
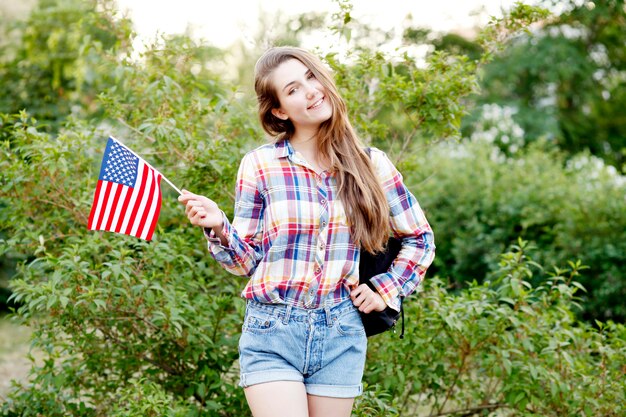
[178,190,227,245]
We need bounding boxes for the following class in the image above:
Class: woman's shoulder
[240,141,280,165]
[246,142,276,156]
[365,146,394,172]
[366,146,385,158]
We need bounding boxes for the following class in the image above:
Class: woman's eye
[288,88,297,95]
[307,72,315,79]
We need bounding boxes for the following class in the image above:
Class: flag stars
[99,141,140,186]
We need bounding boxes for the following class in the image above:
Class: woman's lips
[308,97,324,109]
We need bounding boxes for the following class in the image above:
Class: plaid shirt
[206,139,435,311]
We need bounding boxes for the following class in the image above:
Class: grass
[0,315,33,400]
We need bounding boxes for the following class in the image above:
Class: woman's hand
[177,190,224,230]
[350,284,387,313]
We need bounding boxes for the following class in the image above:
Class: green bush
[0,0,133,130]
[0,114,250,415]
[404,140,626,321]
[364,240,626,416]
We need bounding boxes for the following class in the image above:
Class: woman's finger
[352,284,372,299]
[355,291,371,308]
[187,205,197,217]
[190,213,204,226]
[364,298,378,313]
[352,284,387,313]
[185,200,204,216]
[189,207,206,221]
[350,286,363,304]
[177,190,198,204]
[361,303,373,314]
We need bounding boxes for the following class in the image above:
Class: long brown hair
[254,46,391,253]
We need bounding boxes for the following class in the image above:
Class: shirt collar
[274,138,293,159]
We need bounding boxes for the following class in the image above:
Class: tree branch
[116,117,156,143]
[430,402,508,417]
[437,349,469,415]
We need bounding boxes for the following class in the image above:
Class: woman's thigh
[244,381,308,417]
[307,394,355,417]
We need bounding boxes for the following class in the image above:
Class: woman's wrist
[211,222,227,246]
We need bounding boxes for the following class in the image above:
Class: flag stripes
[87,138,163,241]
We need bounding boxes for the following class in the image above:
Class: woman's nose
[304,82,318,98]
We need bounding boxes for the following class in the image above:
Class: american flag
[88,137,162,241]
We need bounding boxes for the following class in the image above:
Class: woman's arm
[367,148,436,311]
[179,152,265,276]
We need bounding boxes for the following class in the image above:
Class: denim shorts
[238,298,367,398]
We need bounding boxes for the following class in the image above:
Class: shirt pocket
[330,198,350,227]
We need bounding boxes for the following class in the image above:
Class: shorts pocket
[243,308,280,335]
[335,309,365,337]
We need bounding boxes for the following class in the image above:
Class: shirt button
[320,199,327,205]
[319,242,325,249]
[315,267,321,274]
[321,221,327,228]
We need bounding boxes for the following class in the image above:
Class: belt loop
[283,304,292,325]
[324,305,332,327]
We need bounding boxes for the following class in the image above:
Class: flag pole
[109,136,182,195]
[161,176,182,195]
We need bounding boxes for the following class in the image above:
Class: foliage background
[0,0,625,416]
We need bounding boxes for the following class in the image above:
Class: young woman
[179,46,435,417]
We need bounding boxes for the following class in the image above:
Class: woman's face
[270,58,333,135]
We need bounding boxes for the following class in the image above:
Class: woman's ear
[271,108,288,121]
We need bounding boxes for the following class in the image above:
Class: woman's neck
[289,131,318,154]
[288,131,331,174]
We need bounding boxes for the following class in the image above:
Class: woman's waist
[244,296,357,324]
[241,276,357,310]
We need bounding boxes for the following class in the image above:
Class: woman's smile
[308,96,325,110]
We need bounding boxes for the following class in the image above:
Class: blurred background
[1,0,625,415]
